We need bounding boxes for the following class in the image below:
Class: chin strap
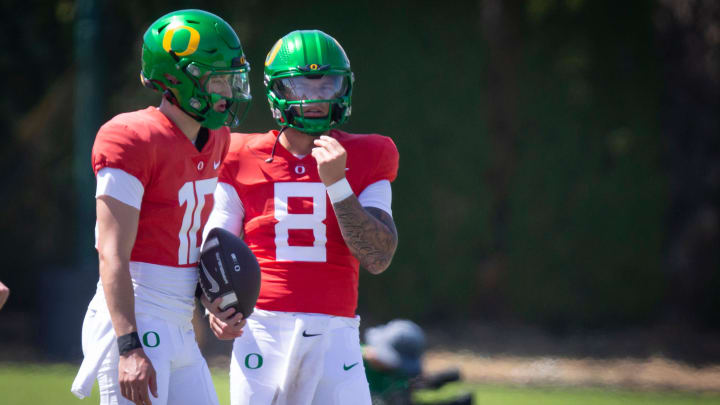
[163,90,206,123]
[265,126,288,163]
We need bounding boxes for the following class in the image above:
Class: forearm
[95,196,141,337]
[99,255,137,336]
[333,196,398,274]
[312,135,398,273]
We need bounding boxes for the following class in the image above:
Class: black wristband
[117,331,142,355]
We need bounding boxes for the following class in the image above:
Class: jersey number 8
[274,182,327,262]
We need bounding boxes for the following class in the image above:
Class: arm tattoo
[332,196,398,274]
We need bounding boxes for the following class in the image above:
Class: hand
[312,135,347,186]
[202,295,245,339]
[0,281,9,311]
[119,348,157,405]
[208,310,246,340]
[200,296,229,318]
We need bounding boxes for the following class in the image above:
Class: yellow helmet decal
[162,24,201,57]
[265,39,283,66]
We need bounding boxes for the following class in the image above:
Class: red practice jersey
[92,106,230,267]
[219,129,399,317]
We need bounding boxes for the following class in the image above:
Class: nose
[218,81,232,98]
[207,77,233,98]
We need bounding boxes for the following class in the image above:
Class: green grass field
[2,363,720,405]
[414,382,720,405]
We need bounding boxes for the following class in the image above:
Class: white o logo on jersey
[294,165,306,175]
[197,161,205,171]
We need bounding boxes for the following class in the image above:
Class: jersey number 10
[178,178,218,265]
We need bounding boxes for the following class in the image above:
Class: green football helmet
[140,9,251,129]
[264,30,353,134]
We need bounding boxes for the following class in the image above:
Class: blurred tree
[494,0,667,329]
[472,0,522,318]
[0,1,75,311]
[656,0,720,328]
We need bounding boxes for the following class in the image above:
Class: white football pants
[229,310,372,405]
[74,263,219,405]
[93,313,218,405]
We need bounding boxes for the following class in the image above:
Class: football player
[71,10,251,405]
[204,30,399,404]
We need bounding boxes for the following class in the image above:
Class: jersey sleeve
[357,179,392,216]
[91,121,154,186]
[367,136,399,185]
[203,182,245,245]
[95,167,144,209]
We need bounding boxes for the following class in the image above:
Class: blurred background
[1,0,719,402]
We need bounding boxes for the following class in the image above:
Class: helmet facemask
[181,61,252,129]
[267,71,352,134]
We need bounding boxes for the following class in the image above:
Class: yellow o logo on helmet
[162,25,200,57]
[265,39,283,66]
[309,64,318,70]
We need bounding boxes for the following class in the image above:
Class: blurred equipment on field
[363,319,473,405]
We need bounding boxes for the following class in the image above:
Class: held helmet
[140,9,251,129]
[264,30,353,134]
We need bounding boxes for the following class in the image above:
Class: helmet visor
[274,74,349,102]
[202,70,251,102]
[193,64,252,128]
